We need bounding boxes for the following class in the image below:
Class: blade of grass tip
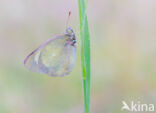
[78,0,91,113]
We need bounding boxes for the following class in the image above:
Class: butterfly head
[65,27,76,46]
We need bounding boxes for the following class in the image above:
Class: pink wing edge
[24,34,63,66]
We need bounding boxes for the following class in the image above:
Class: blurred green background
[0,0,156,113]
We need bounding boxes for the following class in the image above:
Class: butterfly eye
[67,29,71,33]
[65,27,73,35]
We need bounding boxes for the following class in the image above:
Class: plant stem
[78,0,91,113]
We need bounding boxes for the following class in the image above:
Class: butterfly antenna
[66,11,71,29]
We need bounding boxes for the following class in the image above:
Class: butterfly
[24,12,76,77]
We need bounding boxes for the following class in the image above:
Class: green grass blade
[78,0,91,113]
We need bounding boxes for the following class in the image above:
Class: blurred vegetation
[0,0,156,113]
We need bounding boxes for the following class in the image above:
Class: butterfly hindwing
[24,35,76,76]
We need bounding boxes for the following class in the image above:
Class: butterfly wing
[24,35,76,77]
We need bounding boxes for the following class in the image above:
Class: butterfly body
[24,27,76,77]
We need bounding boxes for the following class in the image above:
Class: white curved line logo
[121,101,155,112]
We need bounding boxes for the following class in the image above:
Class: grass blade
[78,0,91,113]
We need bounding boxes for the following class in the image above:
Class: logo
[121,101,155,112]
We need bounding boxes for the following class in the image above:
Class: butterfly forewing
[24,35,76,76]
